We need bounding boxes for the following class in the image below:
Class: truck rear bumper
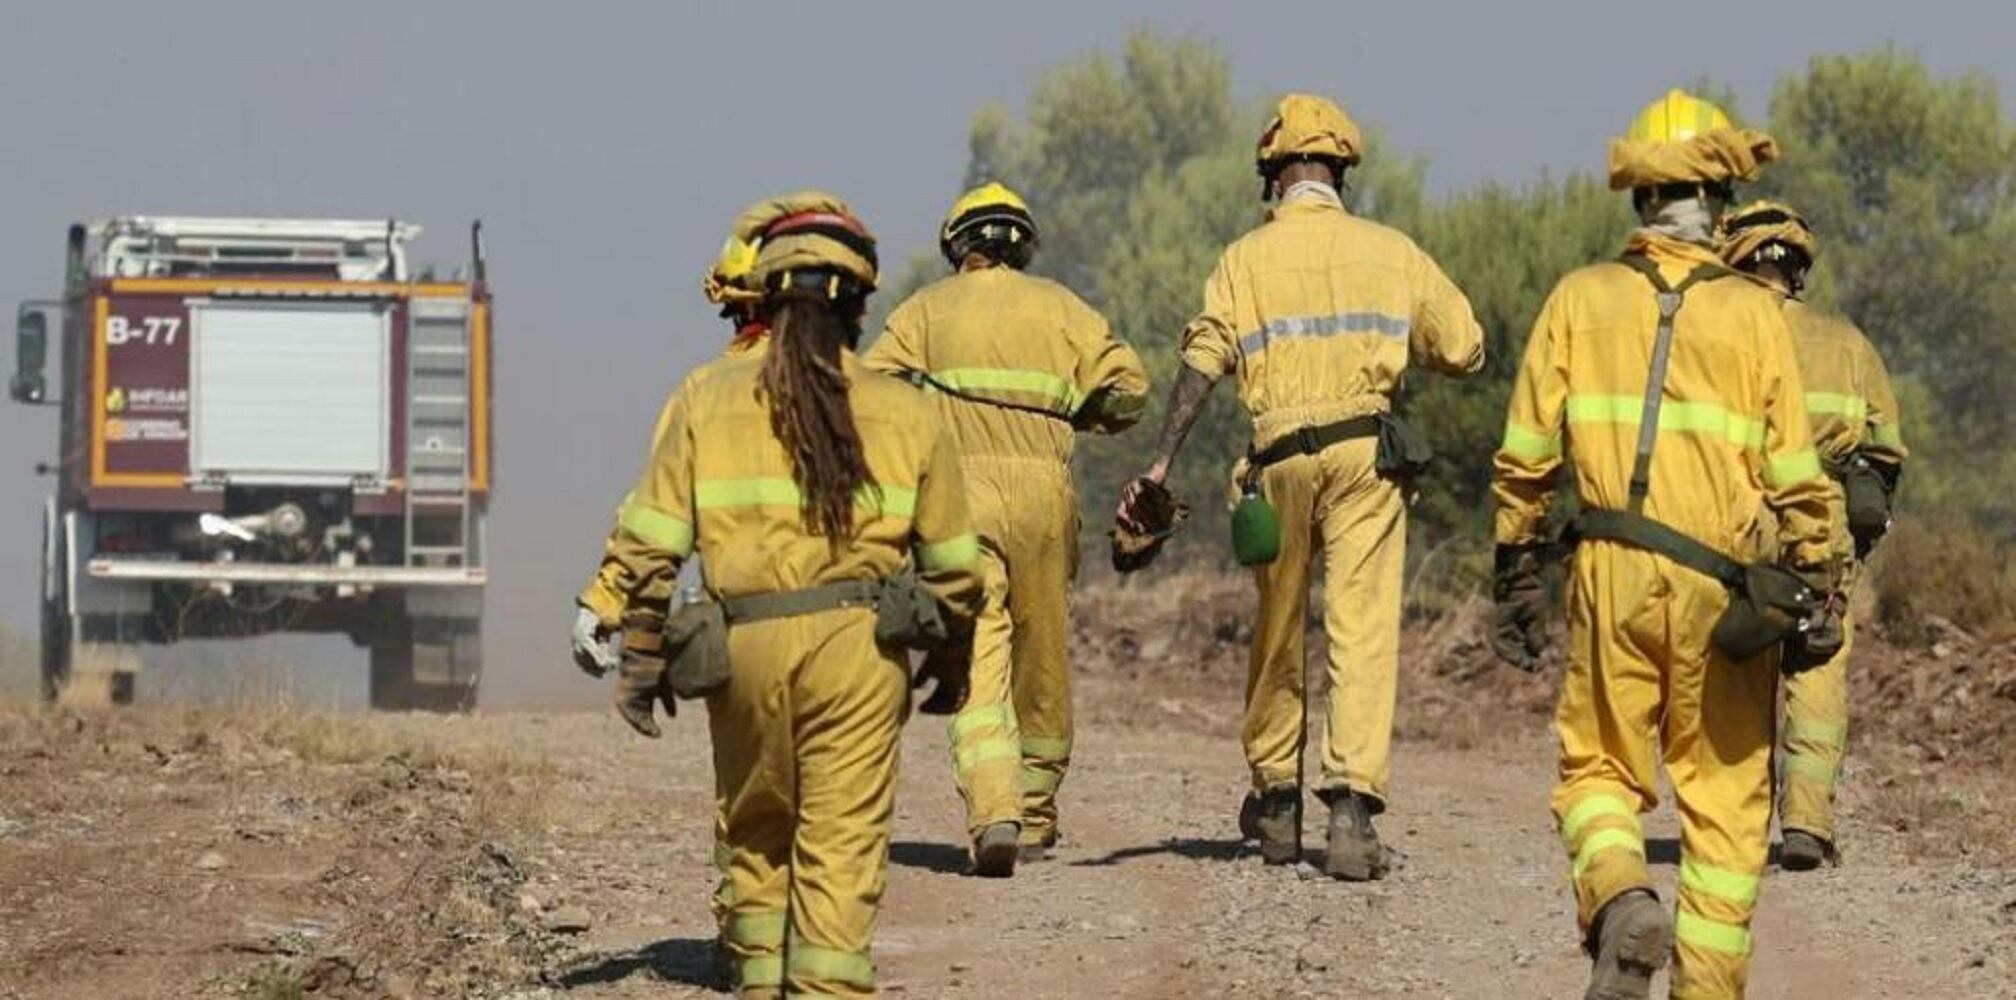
[86,559,485,587]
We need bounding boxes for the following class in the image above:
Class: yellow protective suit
[1494,232,1837,999]
[1776,298,1906,846]
[1179,190,1484,807]
[866,264,1147,847]
[580,350,983,999]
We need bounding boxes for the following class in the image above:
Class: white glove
[570,605,619,677]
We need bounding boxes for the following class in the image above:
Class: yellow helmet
[940,182,1037,268]
[1719,199,1820,271]
[704,191,874,306]
[747,193,878,302]
[1608,89,1777,192]
[1627,89,1734,144]
[1256,93,1364,170]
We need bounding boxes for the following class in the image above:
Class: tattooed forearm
[1150,366,1216,474]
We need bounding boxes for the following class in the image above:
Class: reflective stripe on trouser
[710,608,901,999]
[1243,435,1403,803]
[948,541,1022,838]
[1555,542,1774,1000]
[1780,611,1852,842]
[963,458,1077,843]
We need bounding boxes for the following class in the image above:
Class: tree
[1759,49,2016,527]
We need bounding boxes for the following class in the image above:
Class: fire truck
[10,217,491,709]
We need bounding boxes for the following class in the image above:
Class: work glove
[912,631,973,716]
[613,657,676,737]
[1780,568,1845,675]
[570,605,620,677]
[1111,476,1189,574]
[613,613,676,737]
[1491,544,1549,673]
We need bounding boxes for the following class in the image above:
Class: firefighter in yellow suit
[573,194,856,990]
[1719,200,1907,872]
[866,183,1148,873]
[1119,94,1485,879]
[573,197,985,998]
[1491,92,1838,1000]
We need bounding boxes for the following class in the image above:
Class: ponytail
[759,290,877,548]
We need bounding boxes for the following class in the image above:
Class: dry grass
[1869,515,2016,643]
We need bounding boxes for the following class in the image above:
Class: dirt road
[1,675,2010,1000]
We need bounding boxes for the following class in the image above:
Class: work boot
[973,822,1019,878]
[1321,790,1389,881]
[1243,787,1302,864]
[1018,826,1058,863]
[1584,890,1672,1000]
[1780,829,1833,872]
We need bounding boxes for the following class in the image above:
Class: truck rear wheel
[369,617,481,712]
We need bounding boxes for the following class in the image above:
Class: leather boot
[1321,790,1389,881]
[973,822,1019,878]
[1584,889,1671,1000]
[1780,828,1833,872]
[1242,787,1302,864]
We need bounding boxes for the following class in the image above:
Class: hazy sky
[0,2,2006,705]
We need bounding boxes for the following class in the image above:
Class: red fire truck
[11,217,491,709]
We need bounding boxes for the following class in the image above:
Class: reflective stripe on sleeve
[1805,392,1869,421]
[1869,422,1904,449]
[617,495,694,556]
[1764,448,1825,489]
[1500,423,1563,463]
[918,532,980,571]
[1565,395,1766,449]
[1237,311,1412,355]
[694,478,918,518]
[1680,858,1762,907]
[1675,911,1753,956]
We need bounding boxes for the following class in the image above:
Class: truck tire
[369,617,481,712]
[39,503,66,702]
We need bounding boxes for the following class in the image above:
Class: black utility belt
[1247,414,1382,470]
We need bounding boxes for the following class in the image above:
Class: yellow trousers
[1780,613,1852,843]
[1244,437,1404,806]
[711,608,906,999]
[949,459,1077,845]
[948,543,1022,839]
[1553,543,1775,1000]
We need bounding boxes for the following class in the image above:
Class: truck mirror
[10,307,47,404]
